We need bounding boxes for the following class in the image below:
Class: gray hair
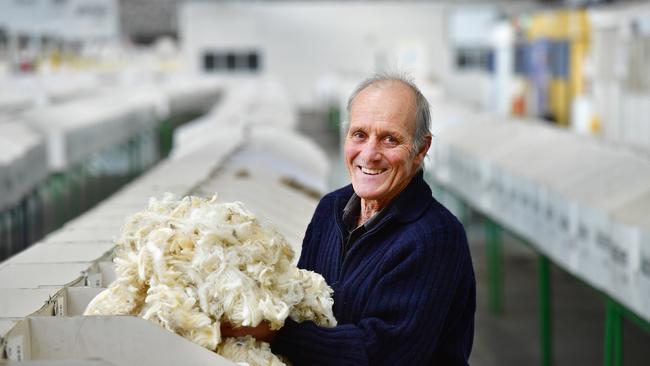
[345,72,432,158]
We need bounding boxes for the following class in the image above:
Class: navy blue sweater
[272,171,475,365]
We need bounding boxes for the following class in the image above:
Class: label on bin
[55,295,66,316]
[6,335,25,361]
[642,257,650,278]
[87,272,103,288]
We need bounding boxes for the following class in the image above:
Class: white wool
[85,193,336,365]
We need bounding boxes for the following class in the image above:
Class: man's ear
[415,134,432,164]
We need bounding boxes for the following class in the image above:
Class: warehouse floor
[298,109,650,366]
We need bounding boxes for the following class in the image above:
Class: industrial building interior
[1,0,649,365]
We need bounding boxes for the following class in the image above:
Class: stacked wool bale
[85,193,336,365]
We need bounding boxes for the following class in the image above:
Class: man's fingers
[220,321,276,341]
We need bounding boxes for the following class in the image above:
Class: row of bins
[0,75,224,261]
[425,97,650,364]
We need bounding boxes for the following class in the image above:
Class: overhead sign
[0,0,118,41]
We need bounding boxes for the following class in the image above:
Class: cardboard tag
[55,294,67,317]
[6,335,25,361]
[87,272,103,288]
[641,256,650,278]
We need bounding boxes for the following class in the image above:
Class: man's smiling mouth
[359,167,386,175]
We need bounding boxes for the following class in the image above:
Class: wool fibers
[85,193,336,365]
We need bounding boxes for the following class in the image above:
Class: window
[455,47,490,71]
[203,50,262,73]
[248,52,259,70]
[203,53,215,70]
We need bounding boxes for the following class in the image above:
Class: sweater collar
[337,170,432,224]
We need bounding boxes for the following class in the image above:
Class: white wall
[442,5,498,108]
[180,1,450,106]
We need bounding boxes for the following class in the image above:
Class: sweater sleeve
[272,224,473,365]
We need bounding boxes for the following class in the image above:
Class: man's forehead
[350,82,416,125]
[352,81,416,110]
[348,118,408,133]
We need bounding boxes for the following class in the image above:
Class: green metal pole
[34,188,46,242]
[80,163,89,212]
[16,200,27,251]
[50,174,65,229]
[10,207,20,252]
[485,219,503,314]
[10,208,20,253]
[60,173,71,225]
[0,212,10,260]
[87,156,100,206]
[39,184,54,236]
[604,298,613,366]
[613,302,622,366]
[159,119,173,158]
[26,190,39,244]
[70,166,83,217]
[328,105,341,135]
[539,255,553,366]
[604,298,623,366]
[78,165,86,214]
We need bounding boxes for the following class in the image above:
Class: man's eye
[351,131,365,139]
[384,136,398,144]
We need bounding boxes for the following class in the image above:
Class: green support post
[10,206,21,252]
[0,212,11,260]
[9,207,19,252]
[25,191,38,245]
[36,186,51,237]
[35,188,46,242]
[73,165,83,214]
[485,219,503,314]
[539,255,553,366]
[15,202,26,251]
[50,173,66,230]
[159,119,173,158]
[70,166,83,217]
[604,298,613,366]
[613,303,622,366]
[604,298,623,366]
[80,163,90,212]
[604,297,623,366]
[328,105,341,134]
[88,155,102,206]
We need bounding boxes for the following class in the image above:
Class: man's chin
[350,186,384,201]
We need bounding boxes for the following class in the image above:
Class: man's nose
[359,140,381,161]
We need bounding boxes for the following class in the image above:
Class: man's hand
[220,321,277,343]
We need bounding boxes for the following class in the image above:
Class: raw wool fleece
[84,193,336,365]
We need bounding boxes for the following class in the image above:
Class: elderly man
[226,73,475,365]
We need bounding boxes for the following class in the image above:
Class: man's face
[344,81,428,207]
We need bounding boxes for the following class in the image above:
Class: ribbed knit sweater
[272,171,476,365]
